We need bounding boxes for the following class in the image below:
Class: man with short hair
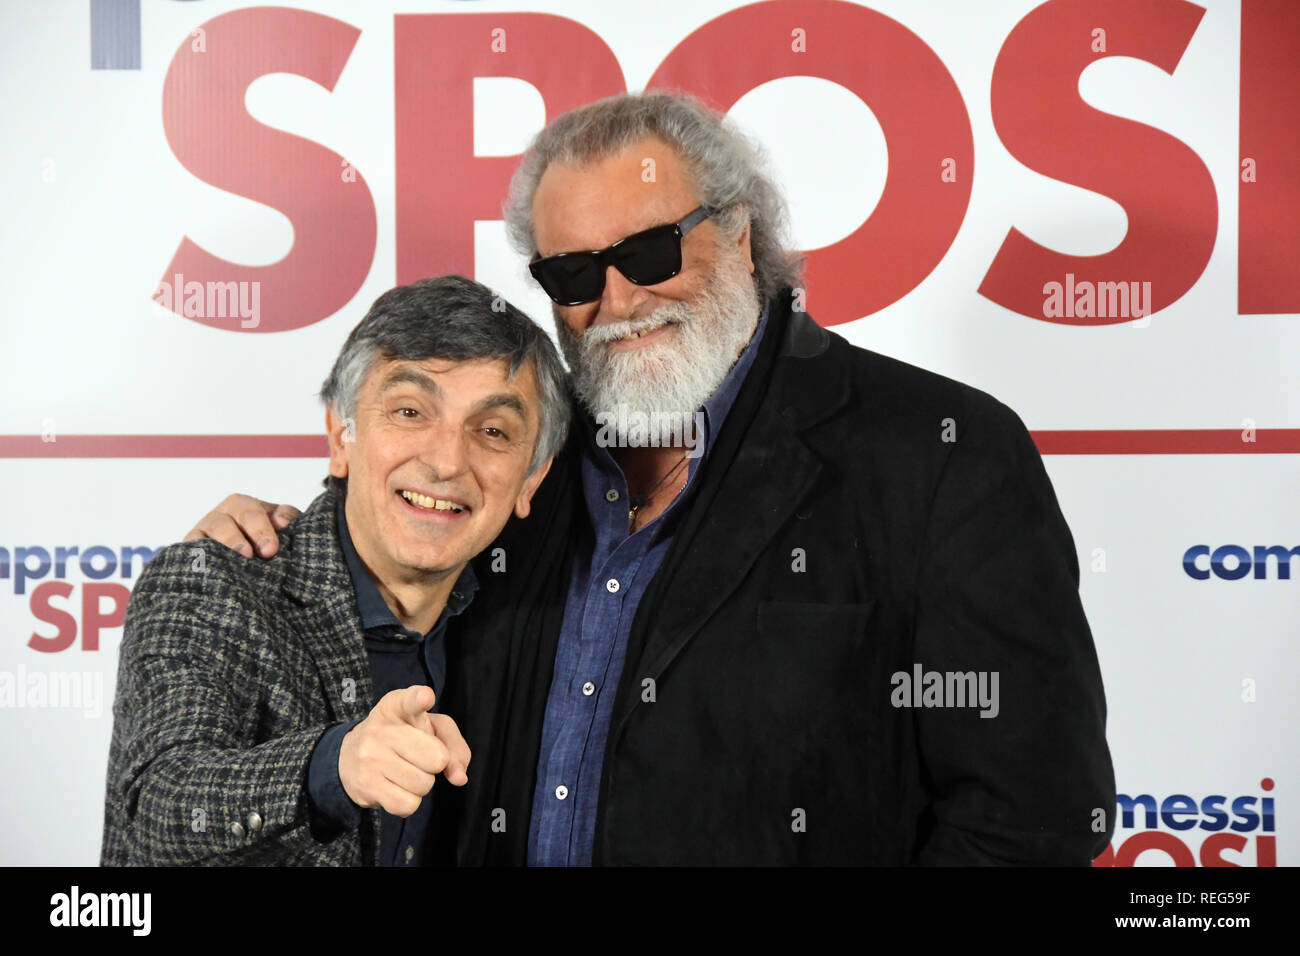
[190,91,1115,865]
[102,275,568,865]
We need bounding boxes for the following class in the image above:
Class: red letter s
[159,8,376,332]
[980,0,1216,324]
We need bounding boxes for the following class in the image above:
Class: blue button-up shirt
[527,300,772,866]
[306,495,477,866]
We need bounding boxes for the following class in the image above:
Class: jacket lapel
[277,491,382,863]
[442,433,583,866]
[281,592,374,725]
[609,295,850,740]
[279,492,374,727]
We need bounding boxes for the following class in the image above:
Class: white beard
[555,247,762,445]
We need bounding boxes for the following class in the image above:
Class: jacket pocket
[748,599,879,724]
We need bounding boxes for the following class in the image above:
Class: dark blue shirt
[527,300,772,866]
[306,495,477,866]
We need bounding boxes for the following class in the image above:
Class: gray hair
[319,276,570,493]
[503,90,804,302]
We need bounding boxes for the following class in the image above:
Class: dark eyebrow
[470,392,528,420]
[380,367,441,399]
[381,367,528,422]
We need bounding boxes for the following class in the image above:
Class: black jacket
[432,287,1115,865]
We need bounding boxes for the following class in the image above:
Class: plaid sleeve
[103,541,356,866]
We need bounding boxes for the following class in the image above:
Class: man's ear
[734,205,754,274]
[325,408,350,482]
[514,456,554,520]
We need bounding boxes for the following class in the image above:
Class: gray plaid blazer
[101,487,384,865]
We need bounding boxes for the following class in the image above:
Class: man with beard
[187,91,1115,865]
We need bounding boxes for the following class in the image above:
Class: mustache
[579,307,689,347]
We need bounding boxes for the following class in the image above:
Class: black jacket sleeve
[912,398,1115,865]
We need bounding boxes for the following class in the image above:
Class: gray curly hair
[503,89,803,302]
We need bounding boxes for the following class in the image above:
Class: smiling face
[326,355,550,585]
[531,135,763,428]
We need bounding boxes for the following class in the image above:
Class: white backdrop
[1,0,1295,865]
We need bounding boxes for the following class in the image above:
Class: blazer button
[230,821,247,839]
[247,811,263,832]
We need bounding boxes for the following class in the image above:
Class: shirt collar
[335,495,478,638]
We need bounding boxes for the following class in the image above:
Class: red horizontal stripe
[0,435,329,458]
[0,430,1297,458]
[1029,429,1300,455]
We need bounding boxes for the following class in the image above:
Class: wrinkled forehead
[367,356,540,418]
[531,137,702,253]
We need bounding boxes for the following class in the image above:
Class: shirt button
[605,488,620,502]
[582,681,596,696]
[404,845,415,863]
[605,578,620,593]
[555,785,569,800]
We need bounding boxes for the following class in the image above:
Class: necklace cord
[627,450,691,518]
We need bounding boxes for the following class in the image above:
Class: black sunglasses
[528,206,714,306]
